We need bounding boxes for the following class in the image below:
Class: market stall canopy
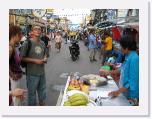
[123,22,139,31]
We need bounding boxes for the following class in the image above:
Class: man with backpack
[20,25,47,106]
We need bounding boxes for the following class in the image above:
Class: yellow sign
[86,16,91,21]
[69,31,76,36]
[32,9,46,18]
[47,9,54,13]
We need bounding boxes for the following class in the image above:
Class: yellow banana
[69,96,86,103]
[68,86,80,91]
[64,101,71,106]
[69,93,87,100]
[71,100,87,106]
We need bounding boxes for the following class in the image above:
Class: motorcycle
[69,40,80,61]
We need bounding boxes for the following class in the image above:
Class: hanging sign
[32,9,46,18]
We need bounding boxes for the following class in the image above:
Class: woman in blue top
[101,35,139,106]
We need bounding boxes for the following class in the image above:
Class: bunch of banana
[68,79,82,91]
[68,93,89,106]
[67,86,80,91]
[81,85,89,94]
[64,101,71,106]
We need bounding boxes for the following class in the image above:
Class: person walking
[102,31,113,65]
[88,30,97,62]
[55,31,62,52]
[20,25,47,106]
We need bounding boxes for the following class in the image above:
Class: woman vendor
[100,35,139,106]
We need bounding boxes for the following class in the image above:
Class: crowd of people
[9,23,139,106]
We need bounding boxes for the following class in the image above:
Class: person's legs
[58,42,61,52]
[37,74,47,106]
[89,49,93,62]
[65,37,67,44]
[102,50,107,65]
[93,48,97,61]
[26,75,40,106]
[99,46,104,59]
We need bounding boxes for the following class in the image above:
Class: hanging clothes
[112,26,121,41]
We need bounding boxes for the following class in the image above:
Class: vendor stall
[57,73,130,106]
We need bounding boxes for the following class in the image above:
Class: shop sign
[10,9,32,15]
[34,17,47,24]
[32,9,46,18]
[51,15,59,19]
[47,9,54,13]
[16,16,26,24]
[46,13,53,19]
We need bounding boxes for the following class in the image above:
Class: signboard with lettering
[32,9,46,18]
[9,9,32,16]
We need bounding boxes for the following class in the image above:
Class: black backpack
[20,39,32,68]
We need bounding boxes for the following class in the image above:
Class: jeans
[26,74,46,106]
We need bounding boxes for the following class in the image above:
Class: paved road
[45,39,103,105]
[20,39,103,106]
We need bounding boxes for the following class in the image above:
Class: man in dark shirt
[20,25,47,106]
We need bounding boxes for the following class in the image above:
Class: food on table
[68,79,89,92]
[68,85,80,91]
[81,85,89,94]
[64,93,88,106]
[81,74,107,87]
[64,101,71,106]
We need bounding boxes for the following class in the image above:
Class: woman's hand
[99,70,111,76]
[47,44,51,48]
[10,88,27,98]
[108,90,120,97]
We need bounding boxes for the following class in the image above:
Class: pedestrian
[96,34,102,59]
[55,31,62,52]
[64,31,68,44]
[100,35,139,106]
[62,30,68,44]
[20,25,47,106]
[102,31,113,65]
[111,26,121,42]
[9,25,26,106]
[88,30,97,62]
[41,32,51,57]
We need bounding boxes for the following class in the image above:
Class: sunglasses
[33,27,41,31]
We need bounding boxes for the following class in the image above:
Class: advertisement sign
[32,9,46,18]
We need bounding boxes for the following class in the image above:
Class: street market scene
[9,9,139,106]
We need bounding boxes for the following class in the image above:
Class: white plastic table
[57,76,130,106]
